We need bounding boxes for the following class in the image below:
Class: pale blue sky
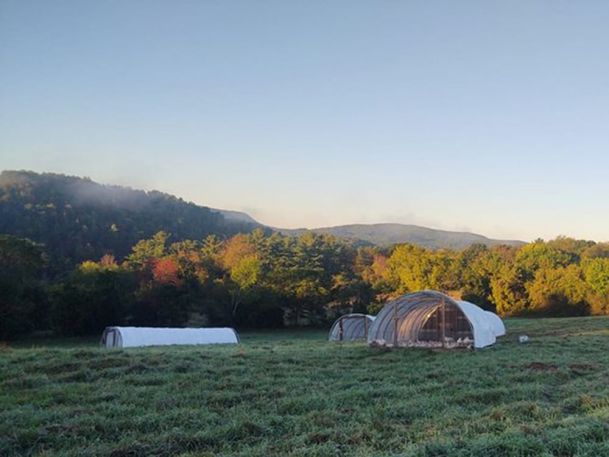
[1,1,609,241]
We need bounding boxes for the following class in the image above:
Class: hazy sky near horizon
[2,1,609,241]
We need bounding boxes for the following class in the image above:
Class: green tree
[490,265,528,316]
[228,255,261,319]
[458,244,513,311]
[51,261,134,336]
[583,258,609,314]
[526,265,589,316]
[126,231,169,268]
[0,235,46,339]
[515,240,573,281]
[388,244,455,293]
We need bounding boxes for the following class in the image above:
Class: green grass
[2,318,609,456]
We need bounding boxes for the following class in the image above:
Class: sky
[1,1,609,242]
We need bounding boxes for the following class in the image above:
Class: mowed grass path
[3,319,609,456]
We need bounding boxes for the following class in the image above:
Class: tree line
[2,231,609,340]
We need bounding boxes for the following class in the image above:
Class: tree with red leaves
[152,257,182,286]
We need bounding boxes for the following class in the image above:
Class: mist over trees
[3,228,609,340]
[0,170,262,274]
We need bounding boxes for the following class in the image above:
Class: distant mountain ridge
[279,223,524,250]
[0,170,523,273]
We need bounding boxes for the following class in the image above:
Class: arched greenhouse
[367,290,504,349]
[101,327,240,348]
[328,314,376,342]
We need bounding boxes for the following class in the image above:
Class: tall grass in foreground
[2,318,609,456]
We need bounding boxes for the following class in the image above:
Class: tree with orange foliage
[152,258,182,287]
[221,234,257,269]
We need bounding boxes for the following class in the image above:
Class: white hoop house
[101,327,240,348]
[367,291,504,349]
[328,314,375,341]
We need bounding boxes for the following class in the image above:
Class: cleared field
[2,319,609,457]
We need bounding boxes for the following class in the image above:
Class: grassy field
[2,319,609,457]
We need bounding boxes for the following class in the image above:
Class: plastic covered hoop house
[328,314,375,341]
[101,327,240,348]
[367,290,503,349]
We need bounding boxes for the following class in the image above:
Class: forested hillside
[0,171,261,273]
